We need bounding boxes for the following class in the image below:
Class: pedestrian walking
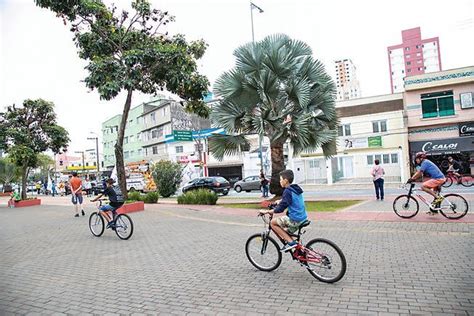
[51,180,57,197]
[70,172,85,217]
[260,169,269,198]
[35,182,41,195]
[371,159,385,200]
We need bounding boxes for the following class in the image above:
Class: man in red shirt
[70,172,85,217]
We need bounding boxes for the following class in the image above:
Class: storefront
[409,136,474,174]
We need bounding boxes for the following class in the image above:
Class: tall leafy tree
[210,34,338,196]
[0,99,69,199]
[35,0,210,197]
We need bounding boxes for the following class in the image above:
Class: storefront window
[383,154,390,164]
[421,90,454,118]
[367,155,374,165]
[391,153,398,164]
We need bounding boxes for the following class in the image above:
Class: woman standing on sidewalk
[371,159,385,201]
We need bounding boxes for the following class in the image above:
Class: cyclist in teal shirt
[260,169,308,252]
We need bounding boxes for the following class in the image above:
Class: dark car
[182,176,231,195]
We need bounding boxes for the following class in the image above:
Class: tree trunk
[21,165,28,200]
[114,89,133,199]
[269,142,285,197]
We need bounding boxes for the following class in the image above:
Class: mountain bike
[245,207,346,283]
[442,171,473,188]
[393,183,469,219]
[89,199,134,240]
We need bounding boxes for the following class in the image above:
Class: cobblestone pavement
[1,203,473,315]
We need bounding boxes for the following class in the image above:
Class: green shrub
[143,191,159,204]
[177,189,218,205]
[128,191,142,202]
[152,160,183,198]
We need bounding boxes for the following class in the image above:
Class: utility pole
[250,2,265,173]
[74,151,85,175]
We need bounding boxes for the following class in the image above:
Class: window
[130,150,135,157]
[152,129,158,139]
[383,154,390,164]
[152,146,158,155]
[162,107,167,116]
[372,120,387,133]
[309,160,320,168]
[150,113,156,122]
[391,153,398,164]
[137,133,141,141]
[175,146,184,153]
[421,90,454,118]
[128,119,133,125]
[86,162,89,167]
[129,135,134,143]
[367,155,374,165]
[406,54,411,58]
[406,61,411,65]
[136,117,141,124]
[124,136,129,144]
[124,151,129,159]
[407,69,411,73]
[138,149,142,156]
[405,47,410,51]
[337,124,351,136]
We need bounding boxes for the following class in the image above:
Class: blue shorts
[100,204,118,212]
[71,193,83,205]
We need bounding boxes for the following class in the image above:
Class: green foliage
[143,191,159,204]
[0,158,19,189]
[210,34,338,159]
[35,0,210,114]
[177,189,218,205]
[127,191,142,202]
[152,160,183,198]
[0,99,69,199]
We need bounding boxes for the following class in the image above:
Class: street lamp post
[250,1,265,173]
[74,151,85,175]
[87,134,100,177]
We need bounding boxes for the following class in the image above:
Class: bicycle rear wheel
[304,238,346,283]
[442,177,453,188]
[114,214,134,240]
[393,195,419,218]
[461,176,473,187]
[439,194,469,219]
[245,233,282,272]
[89,212,104,237]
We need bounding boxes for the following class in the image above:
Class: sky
[1,0,473,156]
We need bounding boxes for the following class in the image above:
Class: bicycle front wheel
[439,194,469,219]
[393,195,419,218]
[461,176,473,187]
[442,177,453,188]
[304,238,346,283]
[245,233,282,272]
[89,212,104,237]
[114,214,134,240]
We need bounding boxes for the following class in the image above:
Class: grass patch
[222,200,361,212]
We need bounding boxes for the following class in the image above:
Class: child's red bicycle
[245,207,346,283]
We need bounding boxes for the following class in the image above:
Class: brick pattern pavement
[0,204,473,315]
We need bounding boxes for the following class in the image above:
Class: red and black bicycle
[245,206,346,283]
[442,171,473,188]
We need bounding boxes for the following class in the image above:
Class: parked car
[233,175,270,193]
[181,177,231,195]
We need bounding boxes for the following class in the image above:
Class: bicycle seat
[287,220,311,237]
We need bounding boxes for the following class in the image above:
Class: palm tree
[209,34,338,196]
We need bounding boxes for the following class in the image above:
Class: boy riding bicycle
[91,178,124,229]
[259,169,308,252]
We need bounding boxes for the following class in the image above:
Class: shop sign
[368,136,382,148]
[459,121,474,137]
[410,137,474,155]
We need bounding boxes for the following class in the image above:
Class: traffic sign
[173,130,193,141]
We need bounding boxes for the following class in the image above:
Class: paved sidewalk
[1,203,473,315]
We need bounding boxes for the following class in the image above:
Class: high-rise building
[388,27,442,93]
[335,59,361,101]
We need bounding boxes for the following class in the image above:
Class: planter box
[10,199,42,208]
[117,201,144,214]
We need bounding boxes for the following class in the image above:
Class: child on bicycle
[91,178,125,229]
[259,169,308,252]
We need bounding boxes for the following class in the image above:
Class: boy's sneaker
[106,221,115,230]
[81,210,85,216]
[281,240,298,252]
[74,214,79,218]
